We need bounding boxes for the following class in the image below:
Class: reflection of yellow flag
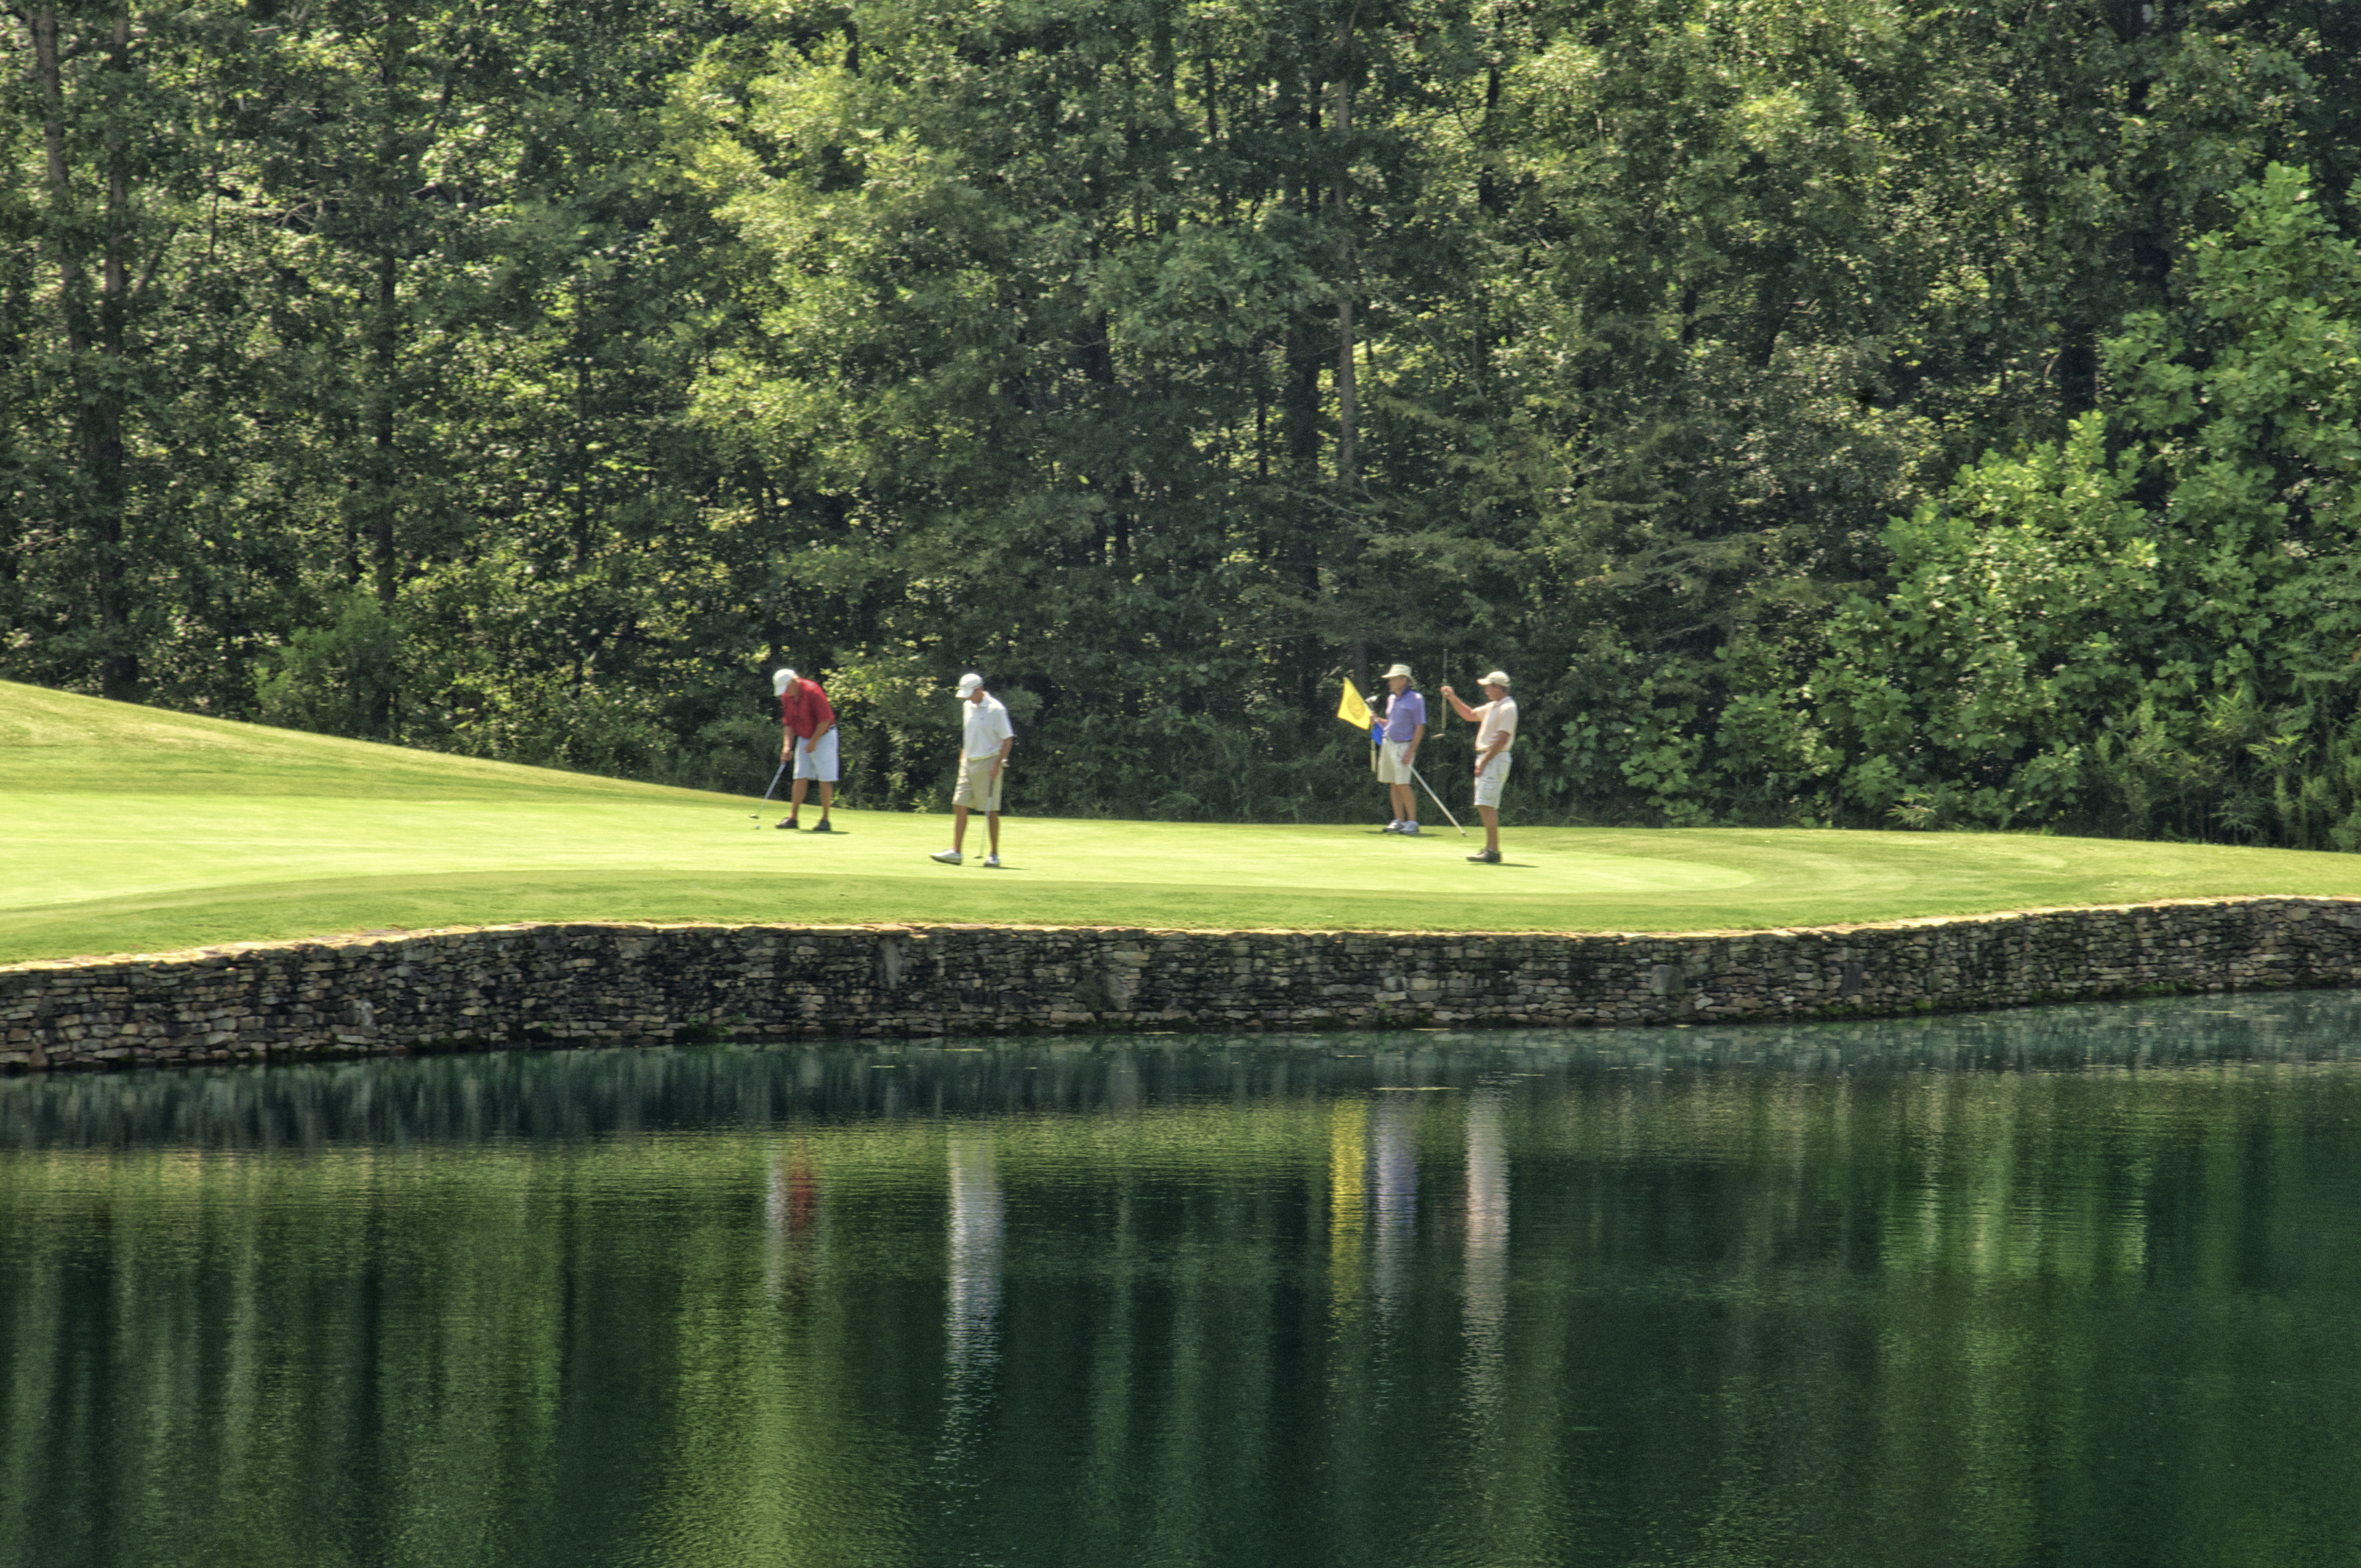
[1328,1100,1368,1315]
[1337,678,1372,730]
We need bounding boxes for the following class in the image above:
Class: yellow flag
[1337,678,1372,730]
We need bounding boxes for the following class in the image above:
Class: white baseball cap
[1481,670,1511,689]
[957,672,984,696]
[772,668,796,697]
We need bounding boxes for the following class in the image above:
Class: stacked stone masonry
[6,898,2361,1071]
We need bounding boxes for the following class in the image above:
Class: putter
[1408,764,1468,837]
[750,758,788,823]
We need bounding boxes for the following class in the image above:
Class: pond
[5,993,2361,1567]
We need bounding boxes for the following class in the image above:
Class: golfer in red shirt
[773,668,839,832]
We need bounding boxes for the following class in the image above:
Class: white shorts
[791,728,840,782]
[953,755,1005,812]
[1377,740,1415,785]
[1473,750,1512,808]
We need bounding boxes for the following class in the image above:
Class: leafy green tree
[2108,161,2361,846]
[2,2,273,703]
[1812,414,2156,829]
[8,0,2361,846]
[1491,0,2328,827]
[673,0,1501,816]
[1813,165,2361,847]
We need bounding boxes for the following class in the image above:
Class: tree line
[7,0,2361,845]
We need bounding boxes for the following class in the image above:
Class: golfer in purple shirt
[1377,663,1426,834]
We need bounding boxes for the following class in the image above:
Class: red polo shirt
[780,677,836,740]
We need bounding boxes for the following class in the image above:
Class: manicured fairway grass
[7,678,2361,966]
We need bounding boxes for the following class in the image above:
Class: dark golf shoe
[775,817,799,830]
[1467,849,1501,864]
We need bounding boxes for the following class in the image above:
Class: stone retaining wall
[7,897,2361,1070]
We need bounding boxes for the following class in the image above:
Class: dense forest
[7,0,2361,843]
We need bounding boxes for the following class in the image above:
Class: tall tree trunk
[366,244,397,738]
[95,9,137,702]
[572,268,592,567]
[1331,14,1355,487]
[369,181,399,602]
[32,10,85,356]
[2061,0,2177,416]
[2117,0,2175,294]
[1334,305,1356,485]
[35,7,139,701]
[1278,70,1324,483]
[1477,32,1502,217]
[2056,330,2100,415]
[362,11,408,738]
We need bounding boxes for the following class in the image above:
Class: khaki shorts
[1473,750,1513,808]
[953,755,1005,812]
[1377,740,1415,785]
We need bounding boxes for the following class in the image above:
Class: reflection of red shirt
[780,678,835,739]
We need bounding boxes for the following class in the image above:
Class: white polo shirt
[962,694,1015,759]
[1476,694,1518,754]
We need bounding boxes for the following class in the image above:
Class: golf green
[7,678,2361,967]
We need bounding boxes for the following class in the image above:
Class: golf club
[1408,765,1468,837]
[750,758,788,824]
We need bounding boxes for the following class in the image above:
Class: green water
[6,995,2361,1567]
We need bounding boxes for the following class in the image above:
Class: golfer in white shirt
[1440,670,1517,864]
[932,672,1013,867]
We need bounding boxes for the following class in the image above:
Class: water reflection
[5,992,2361,1567]
[11,995,2361,1152]
[1369,1092,1419,1327]
[943,1130,1004,1410]
[1461,1086,1509,1423]
[1328,1097,1366,1322]
[762,1143,819,1302]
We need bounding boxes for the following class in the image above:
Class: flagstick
[1409,764,1467,836]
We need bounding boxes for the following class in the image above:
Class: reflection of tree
[762,1141,821,1304]
[5,1015,2361,1565]
[1370,1097,1419,1329]
[1327,1098,1368,1325]
[1461,1088,1509,1423]
[942,1130,1004,1437]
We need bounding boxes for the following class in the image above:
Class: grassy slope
[7,678,2361,966]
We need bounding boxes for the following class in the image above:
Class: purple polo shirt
[1382,689,1425,743]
